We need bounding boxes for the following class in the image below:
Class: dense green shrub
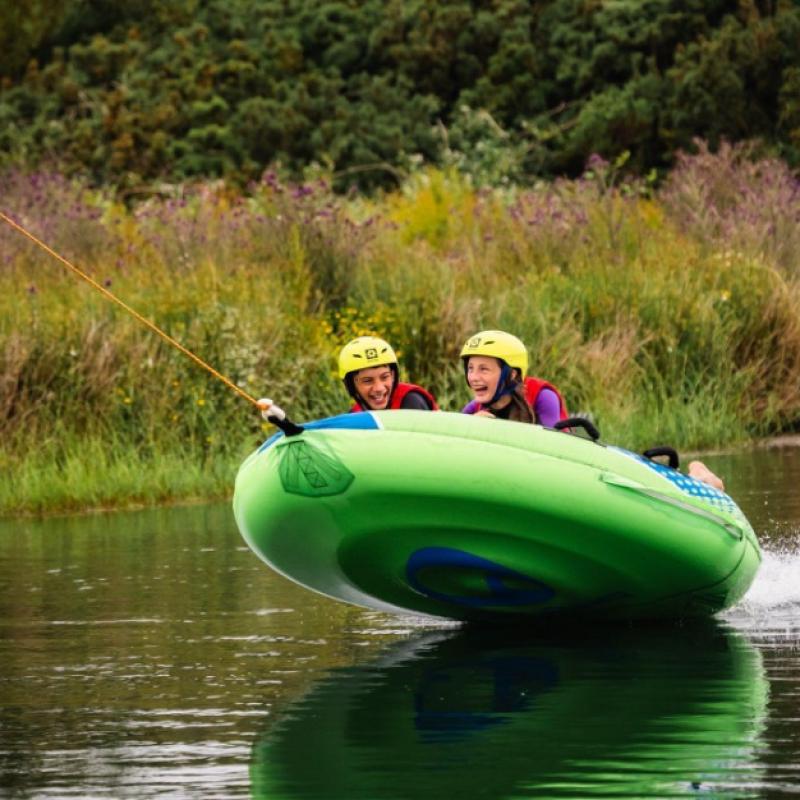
[2,1,800,190]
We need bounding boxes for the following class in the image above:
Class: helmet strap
[488,363,515,406]
[343,374,359,402]
[385,363,400,407]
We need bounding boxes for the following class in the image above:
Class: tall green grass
[3,148,800,516]
[0,432,239,516]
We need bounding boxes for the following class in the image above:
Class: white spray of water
[743,547,800,607]
[723,545,800,634]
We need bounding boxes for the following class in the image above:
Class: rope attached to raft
[0,210,300,432]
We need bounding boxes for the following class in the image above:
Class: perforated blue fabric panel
[610,447,738,514]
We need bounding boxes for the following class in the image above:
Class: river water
[1,446,799,799]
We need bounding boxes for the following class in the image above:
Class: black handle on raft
[642,446,680,469]
[270,417,305,437]
[554,417,601,442]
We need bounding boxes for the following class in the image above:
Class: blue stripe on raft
[257,412,380,452]
[406,547,555,608]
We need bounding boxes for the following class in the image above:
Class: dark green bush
[3,1,800,190]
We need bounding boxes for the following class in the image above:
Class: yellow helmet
[338,336,398,379]
[460,330,529,375]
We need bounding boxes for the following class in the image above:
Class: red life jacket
[471,376,568,421]
[351,381,439,412]
[523,377,568,421]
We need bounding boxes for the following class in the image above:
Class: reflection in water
[0,505,394,798]
[3,444,800,798]
[252,623,767,799]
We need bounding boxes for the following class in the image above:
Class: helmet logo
[365,347,378,360]
[468,337,481,348]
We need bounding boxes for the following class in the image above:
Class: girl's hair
[506,379,536,423]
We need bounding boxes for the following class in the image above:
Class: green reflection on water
[252,623,767,799]
[3,442,799,798]
[0,504,394,797]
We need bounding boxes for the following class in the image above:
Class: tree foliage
[2,0,800,191]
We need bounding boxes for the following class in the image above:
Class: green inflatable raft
[233,410,761,621]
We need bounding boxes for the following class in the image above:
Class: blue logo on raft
[406,547,555,608]
[258,411,380,452]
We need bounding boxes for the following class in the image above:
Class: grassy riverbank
[3,144,800,516]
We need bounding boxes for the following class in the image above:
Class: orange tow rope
[1,210,260,409]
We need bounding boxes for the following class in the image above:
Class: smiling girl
[459,330,725,490]
[460,330,567,426]
[339,336,438,412]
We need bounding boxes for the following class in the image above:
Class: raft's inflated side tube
[233,410,761,621]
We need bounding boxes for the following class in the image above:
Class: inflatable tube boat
[233,411,761,621]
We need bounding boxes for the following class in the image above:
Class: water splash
[722,546,800,636]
